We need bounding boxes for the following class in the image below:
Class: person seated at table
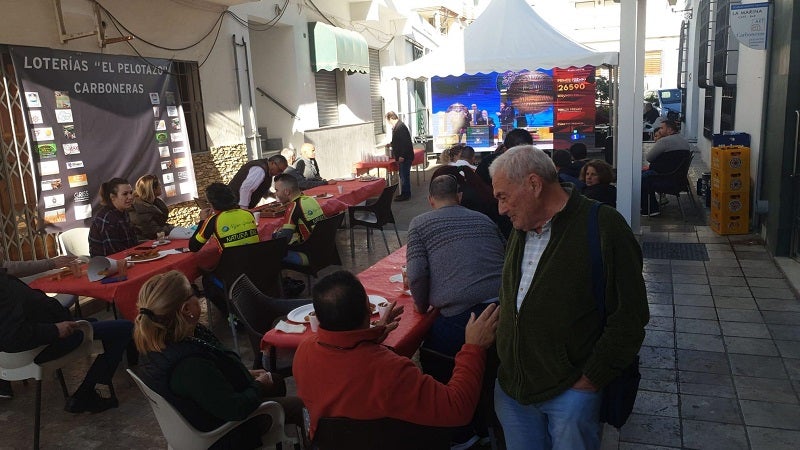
[580,159,617,207]
[566,142,588,177]
[88,178,138,257]
[0,262,132,410]
[407,174,505,444]
[448,144,477,170]
[229,156,284,209]
[189,182,258,315]
[280,147,297,166]
[293,270,500,440]
[294,143,332,188]
[553,150,585,190]
[129,174,173,241]
[641,120,690,216]
[271,174,327,266]
[134,270,305,449]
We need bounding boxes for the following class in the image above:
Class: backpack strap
[588,201,606,324]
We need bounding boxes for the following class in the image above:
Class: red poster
[552,66,596,151]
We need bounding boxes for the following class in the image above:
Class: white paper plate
[333,177,355,182]
[151,239,171,247]
[315,193,334,199]
[286,303,314,323]
[368,295,387,315]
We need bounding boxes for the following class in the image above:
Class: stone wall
[167,144,248,227]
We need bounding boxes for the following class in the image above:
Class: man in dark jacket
[386,111,414,201]
[489,145,648,450]
[0,269,132,412]
[228,155,284,209]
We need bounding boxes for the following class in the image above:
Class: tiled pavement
[2,159,799,448]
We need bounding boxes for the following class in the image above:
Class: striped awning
[308,22,369,73]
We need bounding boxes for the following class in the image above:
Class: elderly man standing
[489,146,649,450]
[228,155,283,209]
[385,111,414,201]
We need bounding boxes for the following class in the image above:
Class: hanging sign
[730,2,770,50]
[9,46,198,232]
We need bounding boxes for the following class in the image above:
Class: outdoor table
[252,178,385,240]
[353,148,425,185]
[261,246,438,358]
[29,239,215,320]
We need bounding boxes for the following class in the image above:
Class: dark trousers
[34,319,132,393]
[398,159,412,197]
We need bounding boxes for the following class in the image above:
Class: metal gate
[0,48,55,261]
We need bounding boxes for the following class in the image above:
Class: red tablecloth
[260,246,438,358]
[29,239,215,320]
[353,148,425,176]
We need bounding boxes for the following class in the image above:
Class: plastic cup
[116,259,127,277]
[377,302,391,320]
[308,311,319,332]
[350,172,357,179]
[401,265,409,290]
[337,185,344,194]
[69,260,82,277]
[156,231,165,241]
[253,211,261,221]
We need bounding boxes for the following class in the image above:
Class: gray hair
[489,145,558,184]
[281,147,295,160]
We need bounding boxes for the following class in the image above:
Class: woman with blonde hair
[133,271,303,449]
[129,174,172,240]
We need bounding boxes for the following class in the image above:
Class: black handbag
[588,202,641,429]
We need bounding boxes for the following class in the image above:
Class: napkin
[389,273,403,283]
[168,226,195,239]
[274,320,306,334]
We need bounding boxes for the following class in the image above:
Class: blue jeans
[35,320,133,392]
[398,159,412,197]
[494,380,602,450]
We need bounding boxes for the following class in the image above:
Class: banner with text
[10,46,197,232]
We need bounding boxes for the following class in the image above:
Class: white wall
[0,0,249,149]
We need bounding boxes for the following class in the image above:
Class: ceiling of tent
[385,0,618,79]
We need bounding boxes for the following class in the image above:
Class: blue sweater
[406,205,505,317]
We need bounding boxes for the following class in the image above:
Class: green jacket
[497,187,649,404]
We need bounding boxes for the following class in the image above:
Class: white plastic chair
[58,227,91,258]
[127,369,298,449]
[0,320,94,449]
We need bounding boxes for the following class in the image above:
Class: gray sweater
[646,133,690,163]
[406,205,505,317]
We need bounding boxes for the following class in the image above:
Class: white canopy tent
[384,0,618,79]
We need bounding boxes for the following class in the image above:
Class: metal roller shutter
[315,70,339,127]
[369,48,384,135]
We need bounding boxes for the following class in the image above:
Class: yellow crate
[711,170,748,193]
[709,209,748,235]
[711,146,750,180]
[710,190,750,215]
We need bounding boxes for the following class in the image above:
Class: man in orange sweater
[293,271,499,440]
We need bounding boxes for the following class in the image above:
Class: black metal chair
[348,184,401,257]
[281,213,345,292]
[229,274,311,372]
[648,151,697,221]
[203,238,289,353]
[313,417,450,450]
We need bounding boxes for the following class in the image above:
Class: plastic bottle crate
[710,190,749,215]
[710,209,748,235]
[711,146,750,179]
[711,170,747,193]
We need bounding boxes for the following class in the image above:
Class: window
[644,51,662,76]
[174,61,209,153]
[720,86,736,132]
[697,0,716,88]
[315,70,339,127]
[703,88,715,139]
[368,48,384,135]
[713,0,738,86]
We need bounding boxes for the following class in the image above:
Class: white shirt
[238,166,266,208]
[515,221,553,311]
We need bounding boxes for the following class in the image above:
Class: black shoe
[65,390,119,414]
[394,195,410,202]
[0,380,13,399]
